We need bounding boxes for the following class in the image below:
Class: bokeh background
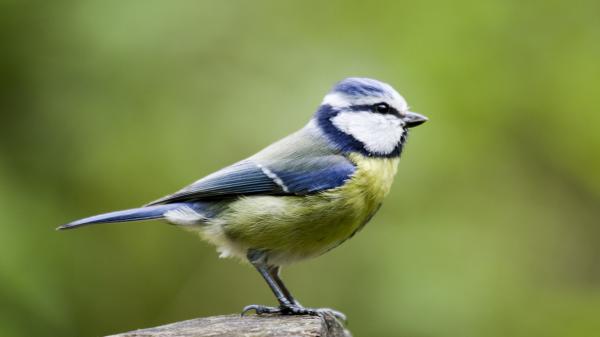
[1,1,599,336]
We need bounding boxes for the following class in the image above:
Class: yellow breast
[204,153,400,265]
[341,153,400,203]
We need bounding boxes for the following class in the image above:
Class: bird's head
[314,77,427,158]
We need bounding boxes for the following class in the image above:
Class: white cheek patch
[331,111,404,155]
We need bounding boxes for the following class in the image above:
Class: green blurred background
[1,1,599,336]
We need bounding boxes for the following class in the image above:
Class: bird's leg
[267,265,347,320]
[267,265,301,306]
[241,250,346,322]
[241,250,294,315]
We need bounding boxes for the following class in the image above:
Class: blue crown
[330,77,390,97]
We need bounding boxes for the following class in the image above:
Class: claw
[241,303,346,323]
[316,308,347,323]
[241,304,281,316]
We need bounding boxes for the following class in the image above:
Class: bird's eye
[373,103,390,114]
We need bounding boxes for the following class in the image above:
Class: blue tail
[57,203,186,230]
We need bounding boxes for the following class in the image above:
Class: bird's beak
[402,111,428,128]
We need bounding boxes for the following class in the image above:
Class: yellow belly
[204,153,399,265]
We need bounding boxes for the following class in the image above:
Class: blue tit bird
[59,77,427,319]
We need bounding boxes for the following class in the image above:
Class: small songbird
[59,78,427,319]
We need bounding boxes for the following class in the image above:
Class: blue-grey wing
[146,123,356,205]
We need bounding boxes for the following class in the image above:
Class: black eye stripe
[374,102,390,114]
[347,104,401,116]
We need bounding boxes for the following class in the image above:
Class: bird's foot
[241,304,281,315]
[241,303,346,322]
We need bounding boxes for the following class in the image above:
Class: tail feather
[57,203,186,230]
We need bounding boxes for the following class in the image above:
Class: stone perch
[107,314,352,337]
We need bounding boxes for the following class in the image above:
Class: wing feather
[146,125,356,205]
